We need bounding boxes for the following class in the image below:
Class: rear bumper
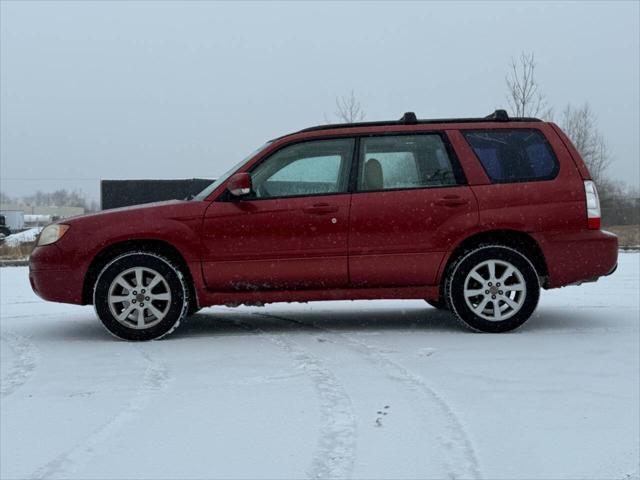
[29,245,85,304]
[533,229,618,288]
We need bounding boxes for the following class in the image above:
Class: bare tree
[506,52,552,119]
[333,90,365,123]
[561,103,611,185]
[21,189,94,210]
[597,177,640,226]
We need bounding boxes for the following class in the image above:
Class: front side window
[462,129,559,183]
[251,138,354,199]
[357,134,458,191]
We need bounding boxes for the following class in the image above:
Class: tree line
[0,189,99,212]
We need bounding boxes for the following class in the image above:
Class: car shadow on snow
[172,305,614,339]
[20,305,455,343]
[174,306,460,340]
[25,305,620,343]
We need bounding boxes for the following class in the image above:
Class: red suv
[29,110,618,340]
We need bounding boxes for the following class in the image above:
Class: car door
[201,137,355,291]
[348,133,478,287]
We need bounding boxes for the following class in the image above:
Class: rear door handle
[434,195,469,207]
[303,203,339,215]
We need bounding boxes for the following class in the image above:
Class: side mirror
[227,172,252,197]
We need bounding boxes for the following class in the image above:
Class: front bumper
[533,229,618,288]
[29,245,85,304]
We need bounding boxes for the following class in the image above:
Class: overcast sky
[1,0,638,201]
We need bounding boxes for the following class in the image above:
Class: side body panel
[201,194,351,290]
[348,186,479,287]
[196,285,440,307]
[461,123,587,233]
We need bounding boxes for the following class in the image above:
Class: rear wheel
[94,252,189,341]
[446,245,539,333]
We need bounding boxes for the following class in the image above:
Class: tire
[94,252,189,341]
[446,245,539,333]
[426,298,449,310]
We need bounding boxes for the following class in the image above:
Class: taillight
[584,180,601,229]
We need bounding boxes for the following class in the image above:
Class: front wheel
[446,245,540,333]
[94,252,189,341]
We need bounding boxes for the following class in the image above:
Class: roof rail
[399,112,418,124]
[285,110,540,138]
[485,109,510,121]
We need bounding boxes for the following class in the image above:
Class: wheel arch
[82,239,199,308]
[438,229,549,293]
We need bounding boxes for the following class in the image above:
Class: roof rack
[294,109,541,136]
[484,109,510,121]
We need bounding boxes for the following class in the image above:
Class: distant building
[0,203,85,219]
[0,210,24,233]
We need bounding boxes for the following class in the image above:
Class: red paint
[348,187,478,287]
[29,119,618,307]
[201,194,351,290]
[531,230,617,287]
[226,172,251,196]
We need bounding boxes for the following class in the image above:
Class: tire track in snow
[224,315,357,480]
[4,300,46,305]
[255,312,482,480]
[2,313,68,320]
[29,346,170,480]
[1,330,39,398]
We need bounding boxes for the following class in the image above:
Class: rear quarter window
[462,129,559,183]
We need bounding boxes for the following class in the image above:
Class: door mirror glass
[227,172,252,197]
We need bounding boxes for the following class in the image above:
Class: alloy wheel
[107,267,172,329]
[463,259,526,321]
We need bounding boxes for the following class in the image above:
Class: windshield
[192,142,271,201]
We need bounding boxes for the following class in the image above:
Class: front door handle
[303,203,339,215]
[434,195,469,207]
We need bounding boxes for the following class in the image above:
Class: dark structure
[0,215,10,237]
[101,179,214,210]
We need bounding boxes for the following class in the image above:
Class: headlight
[37,224,70,246]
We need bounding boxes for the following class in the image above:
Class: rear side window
[463,129,559,183]
[357,134,460,192]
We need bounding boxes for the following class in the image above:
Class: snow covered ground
[1,254,638,480]
[1,227,42,247]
